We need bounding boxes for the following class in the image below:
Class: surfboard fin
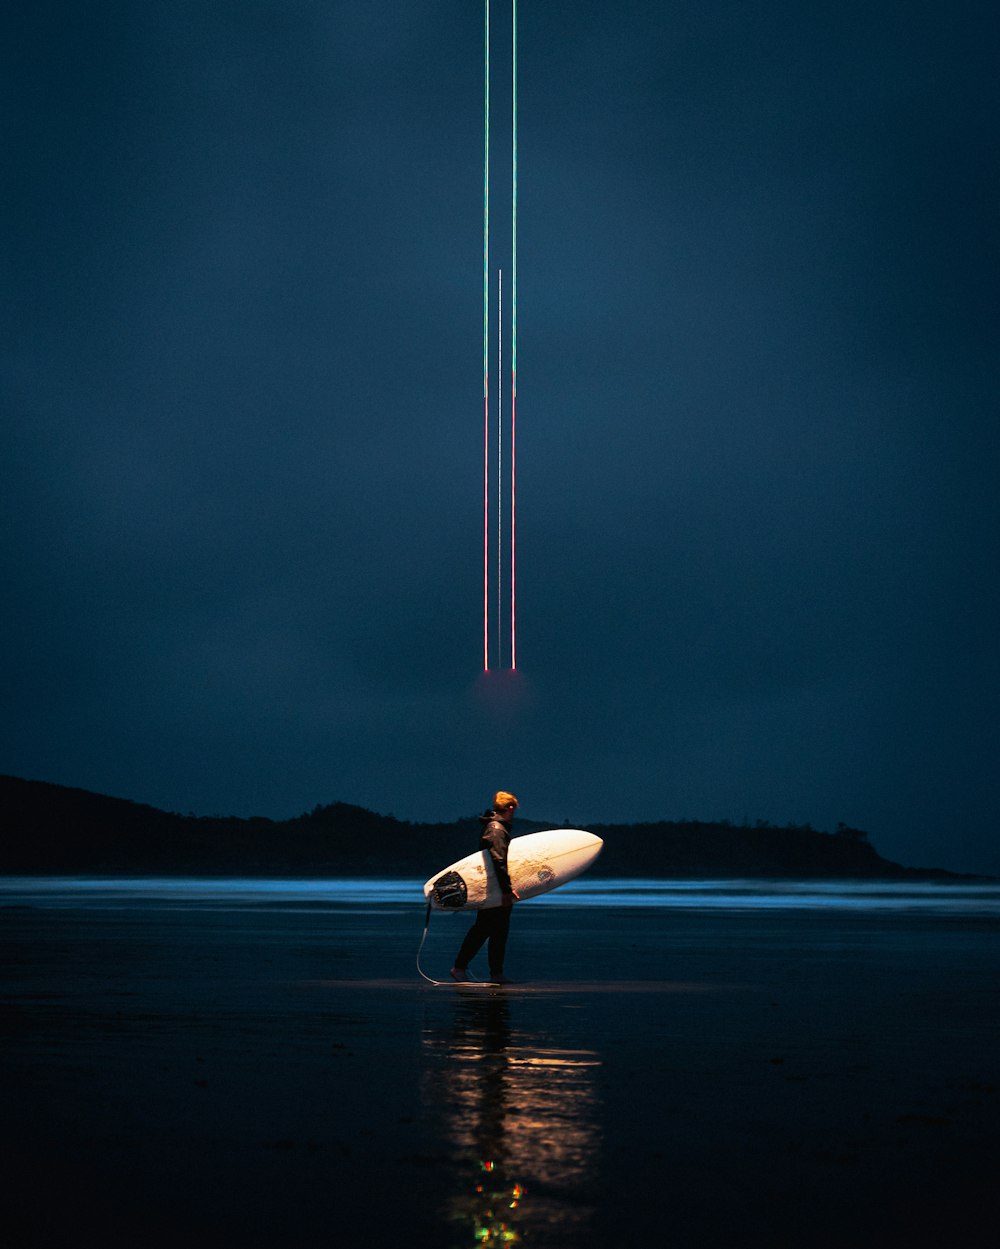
[431,870,468,909]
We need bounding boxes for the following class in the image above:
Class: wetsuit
[453,810,515,978]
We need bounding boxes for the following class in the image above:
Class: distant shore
[0,773,979,881]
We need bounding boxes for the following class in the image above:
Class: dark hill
[0,774,962,879]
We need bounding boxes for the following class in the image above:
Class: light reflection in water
[421,994,602,1247]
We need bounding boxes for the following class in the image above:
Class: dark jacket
[479,809,514,894]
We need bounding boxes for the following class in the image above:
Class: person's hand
[501,890,518,907]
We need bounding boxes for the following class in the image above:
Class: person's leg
[453,911,490,974]
[486,907,512,980]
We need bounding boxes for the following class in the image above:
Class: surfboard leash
[416,901,441,984]
[416,901,489,986]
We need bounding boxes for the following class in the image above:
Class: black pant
[454,907,511,976]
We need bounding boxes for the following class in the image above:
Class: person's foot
[450,967,470,982]
[489,973,512,984]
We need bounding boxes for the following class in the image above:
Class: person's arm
[483,823,517,900]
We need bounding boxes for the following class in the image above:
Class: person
[451,791,520,984]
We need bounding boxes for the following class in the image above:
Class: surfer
[451,792,520,984]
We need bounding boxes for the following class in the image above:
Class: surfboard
[423,828,603,912]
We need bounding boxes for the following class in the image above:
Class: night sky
[3,2,997,873]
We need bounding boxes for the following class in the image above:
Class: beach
[3,879,999,1247]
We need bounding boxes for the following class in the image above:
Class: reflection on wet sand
[422,992,602,1247]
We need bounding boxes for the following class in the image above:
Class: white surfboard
[423,828,603,911]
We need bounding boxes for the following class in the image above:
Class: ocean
[4,876,999,1247]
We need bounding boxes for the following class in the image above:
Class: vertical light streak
[497,268,503,666]
[481,0,518,673]
[483,0,490,671]
[484,384,490,673]
[511,0,517,670]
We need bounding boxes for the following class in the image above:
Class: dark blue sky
[3,2,998,872]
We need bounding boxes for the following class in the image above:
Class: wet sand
[3,883,1000,1247]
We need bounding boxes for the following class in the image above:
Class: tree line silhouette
[0,774,962,879]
